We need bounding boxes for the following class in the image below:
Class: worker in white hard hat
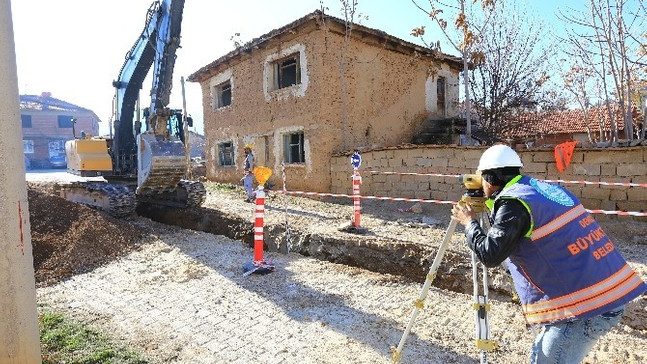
[451,144,646,364]
[243,143,255,202]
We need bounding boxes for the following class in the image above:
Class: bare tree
[468,2,559,139]
[560,0,647,143]
[411,0,495,145]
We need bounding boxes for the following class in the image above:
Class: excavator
[61,0,205,217]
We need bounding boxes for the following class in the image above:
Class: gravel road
[29,171,647,363]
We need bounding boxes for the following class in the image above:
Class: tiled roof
[20,93,90,112]
[503,105,638,138]
[188,10,462,82]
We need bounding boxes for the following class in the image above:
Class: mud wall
[330,145,647,219]
[194,19,459,192]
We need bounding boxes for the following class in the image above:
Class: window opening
[437,76,446,116]
[57,115,74,128]
[218,141,234,166]
[21,114,32,128]
[283,132,305,164]
[274,54,300,90]
[214,81,231,108]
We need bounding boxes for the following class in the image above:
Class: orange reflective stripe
[525,275,643,324]
[530,204,586,241]
[522,265,642,324]
[525,264,631,311]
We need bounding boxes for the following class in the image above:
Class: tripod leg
[472,213,497,363]
[392,218,459,363]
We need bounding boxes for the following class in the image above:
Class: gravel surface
[27,171,647,363]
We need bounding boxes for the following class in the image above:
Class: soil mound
[27,183,145,286]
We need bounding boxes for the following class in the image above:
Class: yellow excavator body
[65,137,113,176]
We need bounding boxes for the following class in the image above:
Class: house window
[213,81,231,109]
[57,115,74,128]
[273,53,300,90]
[437,76,446,116]
[21,114,32,128]
[283,132,305,164]
[217,141,234,166]
[23,140,34,154]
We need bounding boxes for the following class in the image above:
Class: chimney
[41,92,51,98]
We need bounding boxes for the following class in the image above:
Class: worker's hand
[451,202,477,226]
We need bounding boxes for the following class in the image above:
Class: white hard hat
[477,145,523,172]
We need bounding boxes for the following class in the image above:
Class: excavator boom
[63,0,204,216]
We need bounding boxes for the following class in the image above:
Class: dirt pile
[27,183,145,287]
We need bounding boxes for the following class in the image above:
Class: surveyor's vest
[492,175,646,325]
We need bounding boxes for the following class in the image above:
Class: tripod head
[458,174,488,213]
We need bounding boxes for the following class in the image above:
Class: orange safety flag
[554,141,578,172]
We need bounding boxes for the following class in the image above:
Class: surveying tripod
[392,191,498,364]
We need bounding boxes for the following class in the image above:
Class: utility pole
[0,0,42,362]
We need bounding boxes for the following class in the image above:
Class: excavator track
[57,179,206,217]
[136,179,206,208]
[56,182,137,217]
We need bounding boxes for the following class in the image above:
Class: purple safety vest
[493,176,646,325]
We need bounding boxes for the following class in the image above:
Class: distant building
[21,92,101,169]
[188,10,462,191]
[504,105,643,148]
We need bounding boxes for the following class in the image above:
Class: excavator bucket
[137,133,186,194]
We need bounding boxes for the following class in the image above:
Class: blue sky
[11,0,579,136]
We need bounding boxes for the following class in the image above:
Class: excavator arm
[112,0,186,179]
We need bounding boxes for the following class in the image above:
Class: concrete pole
[0,0,43,362]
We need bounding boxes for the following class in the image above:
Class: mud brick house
[188,10,462,192]
[21,92,100,169]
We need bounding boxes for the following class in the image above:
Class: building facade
[188,10,462,191]
[21,92,100,169]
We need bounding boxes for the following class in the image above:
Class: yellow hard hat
[244,143,254,150]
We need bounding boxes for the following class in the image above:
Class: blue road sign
[351,152,361,169]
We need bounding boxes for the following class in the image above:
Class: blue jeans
[243,173,255,199]
[530,306,625,364]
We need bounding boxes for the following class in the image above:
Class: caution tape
[545,179,647,188]
[279,189,456,206]
[277,190,647,217]
[585,209,647,217]
[369,170,647,188]
[369,170,459,178]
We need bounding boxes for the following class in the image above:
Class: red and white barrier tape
[277,190,647,217]
[369,170,647,188]
[369,170,459,178]
[280,190,456,206]
[585,209,647,217]
[544,179,647,188]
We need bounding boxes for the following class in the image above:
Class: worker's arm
[464,199,530,267]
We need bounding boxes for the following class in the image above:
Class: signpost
[351,152,362,228]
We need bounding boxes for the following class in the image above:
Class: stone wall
[330,145,647,219]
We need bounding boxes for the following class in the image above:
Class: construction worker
[451,144,646,364]
[243,143,255,202]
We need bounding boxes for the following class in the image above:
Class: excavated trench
[136,203,516,299]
